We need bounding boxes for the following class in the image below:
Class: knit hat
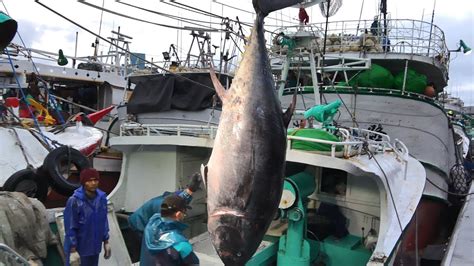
[80,168,99,185]
[161,195,191,213]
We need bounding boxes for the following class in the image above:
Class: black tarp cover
[127,73,229,114]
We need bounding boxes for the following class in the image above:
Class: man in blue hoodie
[129,173,202,234]
[63,168,111,266]
[140,194,199,265]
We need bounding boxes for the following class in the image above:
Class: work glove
[69,251,81,266]
[104,242,112,259]
[186,173,202,192]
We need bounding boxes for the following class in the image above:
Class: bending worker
[129,173,202,236]
[63,168,111,266]
[140,195,199,265]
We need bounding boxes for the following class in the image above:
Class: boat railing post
[278,55,290,98]
[401,59,409,94]
[310,49,320,105]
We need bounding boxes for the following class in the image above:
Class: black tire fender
[3,168,49,202]
[43,146,91,196]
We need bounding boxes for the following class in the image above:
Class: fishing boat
[0,25,138,202]
[0,0,471,265]
[265,4,472,264]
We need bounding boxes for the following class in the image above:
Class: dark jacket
[129,190,192,233]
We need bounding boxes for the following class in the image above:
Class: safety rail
[273,19,447,58]
[283,85,442,107]
[120,123,218,139]
[0,243,29,266]
[119,123,408,160]
[287,127,408,161]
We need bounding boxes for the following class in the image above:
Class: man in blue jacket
[129,173,202,234]
[140,195,199,265]
[63,168,111,266]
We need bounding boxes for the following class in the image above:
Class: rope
[117,0,223,27]
[10,128,32,168]
[4,49,51,148]
[78,0,219,32]
[426,176,474,197]
[34,1,218,91]
[364,144,404,232]
[2,1,65,125]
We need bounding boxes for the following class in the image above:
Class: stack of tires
[2,146,90,202]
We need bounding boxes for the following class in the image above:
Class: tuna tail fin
[253,0,304,17]
[209,64,227,103]
[201,164,208,190]
[282,88,297,128]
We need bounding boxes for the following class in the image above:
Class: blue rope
[15,34,65,124]
[4,48,52,149]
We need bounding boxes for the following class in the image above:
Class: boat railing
[272,19,448,68]
[0,243,29,266]
[283,85,441,106]
[287,126,409,161]
[120,122,218,139]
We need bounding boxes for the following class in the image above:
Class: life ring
[43,146,91,196]
[3,169,49,202]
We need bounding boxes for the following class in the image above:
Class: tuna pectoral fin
[253,0,304,16]
[201,164,208,189]
[209,65,227,102]
[282,88,297,128]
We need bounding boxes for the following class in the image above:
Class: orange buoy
[424,85,436,98]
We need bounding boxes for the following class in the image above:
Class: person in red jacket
[299,7,309,25]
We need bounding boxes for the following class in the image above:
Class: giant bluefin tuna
[203,0,302,264]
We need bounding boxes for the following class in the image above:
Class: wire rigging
[77,0,219,32]
[34,0,217,91]
[117,0,222,28]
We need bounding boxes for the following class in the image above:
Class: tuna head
[208,212,267,265]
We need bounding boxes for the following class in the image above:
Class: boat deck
[442,182,474,265]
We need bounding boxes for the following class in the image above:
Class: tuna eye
[237,252,242,257]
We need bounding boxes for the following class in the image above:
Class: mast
[380,0,387,36]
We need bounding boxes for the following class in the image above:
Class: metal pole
[278,56,291,98]
[402,59,408,93]
[309,49,320,105]
[73,31,78,68]
[426,0,436,56]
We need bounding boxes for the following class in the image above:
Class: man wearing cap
[127,173,201,262]
[63,168,112,266]
[129,173,202,234]
[140,194,199,266]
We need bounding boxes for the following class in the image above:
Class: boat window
[320,168,347,196]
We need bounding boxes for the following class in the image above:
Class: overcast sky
[2,0,473,104]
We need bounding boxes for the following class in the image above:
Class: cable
[117,0,223,28]
[78,0,218,32]
[34,0,217,91]
[365,146,404,232]
[425,176,474,197]
[212,0,296,24]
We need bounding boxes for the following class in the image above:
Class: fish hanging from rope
[202,0,302,264]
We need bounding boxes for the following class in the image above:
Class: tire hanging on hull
[42,146,90,196]
[2,168,49,202]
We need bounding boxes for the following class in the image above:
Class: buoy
[424,85,436,98]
